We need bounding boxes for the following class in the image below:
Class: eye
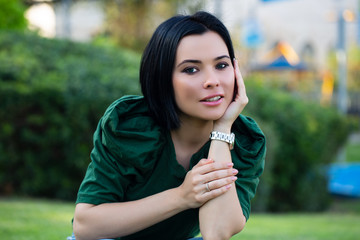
[182,67,199,74]
[216,62,229,70]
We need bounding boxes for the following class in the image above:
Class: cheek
[172,76,195,103]
[223,70,235,93]
[173,72,199,90]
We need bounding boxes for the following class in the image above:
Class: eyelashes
[181,62,230,75]
[215,62,229,70]
[182,67,199,74]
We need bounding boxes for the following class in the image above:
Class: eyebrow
[176,55,230,68]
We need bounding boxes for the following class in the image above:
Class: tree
[101,0,205,52]
[0,0,27,30]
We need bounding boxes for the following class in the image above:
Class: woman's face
[172,31,235,124]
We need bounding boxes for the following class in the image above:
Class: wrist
[212,123,231,133]
[174,185,194,210]
[209,131,235,150]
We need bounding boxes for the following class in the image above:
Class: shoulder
[100,95,163,135]
[102,95,152,129]
[98,95,166,168]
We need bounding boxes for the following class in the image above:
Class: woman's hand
[214,58,248,132]
[178,158,238,209]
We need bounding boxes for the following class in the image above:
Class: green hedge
[0,31,140,199]
[245,79,353,212]
[0,31,353,211]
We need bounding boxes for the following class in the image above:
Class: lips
[200,95,223,102]
[204,96,221,102]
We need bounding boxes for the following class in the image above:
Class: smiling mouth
[202,96,222,102]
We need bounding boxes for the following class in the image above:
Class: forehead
[175,31,229,61]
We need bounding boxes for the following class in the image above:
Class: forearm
[74,187,187,240]
[199,130,246,240]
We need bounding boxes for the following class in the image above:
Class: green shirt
[76,95,266,240]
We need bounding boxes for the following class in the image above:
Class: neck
[171,116,213,151]
[170,117,213,170]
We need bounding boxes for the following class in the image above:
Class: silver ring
[205,182,211,192]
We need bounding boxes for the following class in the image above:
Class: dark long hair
[140,11,235,130]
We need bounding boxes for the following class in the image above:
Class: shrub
[0,31,140,200]
[245,78,353,212]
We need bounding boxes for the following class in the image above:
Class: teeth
[205,96,221,102]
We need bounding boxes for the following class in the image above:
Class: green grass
[0,198,75,240]
[235,213,360,240]
[236,197,360,240]
[346,142,360,163]
[1,198,360,240]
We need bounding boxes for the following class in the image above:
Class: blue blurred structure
[328,163,360,198]
[253,55,307,71]
[251,41,307,71]
[242,17,264,49]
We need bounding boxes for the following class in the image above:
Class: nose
[203,70,220,88]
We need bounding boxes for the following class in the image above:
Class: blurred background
[1,0,360,239]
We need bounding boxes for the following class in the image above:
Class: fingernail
[231,176,238,181]
[232,169,238,174]
[226,184,232,189]
[227,162,234,167]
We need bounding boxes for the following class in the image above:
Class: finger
[201,184,233,200]
[193,158,214,169]
[203,168,238,183]
[233,58,248,103]
[205,176,237,192]
[198,161,234,175]
[233,58,244,89]
[191,163,235,188]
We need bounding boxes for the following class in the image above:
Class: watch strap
[209,131,235,150]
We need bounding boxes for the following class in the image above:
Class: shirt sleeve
[231,115,266,220]
[76,116,130,204]
[76,96,163,205]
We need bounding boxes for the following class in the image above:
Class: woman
[72,11,266,240]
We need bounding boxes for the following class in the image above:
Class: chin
[205,112,226,121]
